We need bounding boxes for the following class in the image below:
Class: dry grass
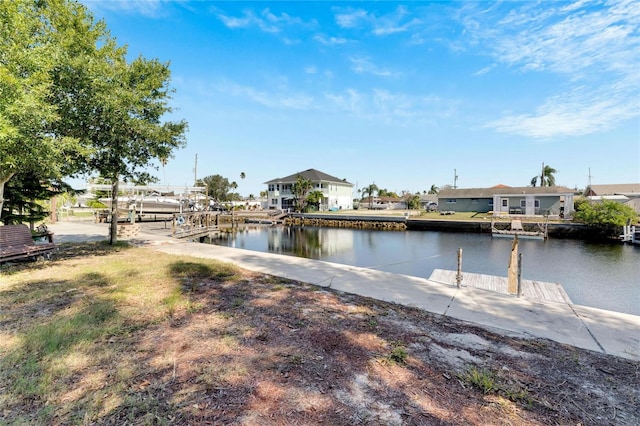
[1,242,638,425]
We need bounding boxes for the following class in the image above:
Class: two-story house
[264,169,354,211]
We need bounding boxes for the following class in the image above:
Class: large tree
[0,0,80,218]
[1,1,187,243]
[199,174,234,202]
[292,174,313,212]
[83,56,187,244]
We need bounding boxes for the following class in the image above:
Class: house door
[500,198,509,214]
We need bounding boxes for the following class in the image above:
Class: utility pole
[453,169,459,189]
[193,153,198,186]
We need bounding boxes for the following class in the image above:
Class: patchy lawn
[1,242,637,425]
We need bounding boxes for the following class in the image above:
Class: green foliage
[0,0,187,238]
[406,194,421,209]
[458,367,496,394]
[199,174,236,201]
[292,174,313,212]
[530,164,557,187]
[362,183,379,207]
[573,199,637,229]
[377,188,399,198]
[388,346,408,364]
[1,172,76,225]
[306,190,324,212]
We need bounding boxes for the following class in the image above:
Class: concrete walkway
[47,220,640,362]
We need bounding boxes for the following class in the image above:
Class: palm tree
[362,183,378,209]
[428,184,439,194]
[160,156,168,185]
[531,163,558,187]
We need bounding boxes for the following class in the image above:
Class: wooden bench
[0,224,55,263]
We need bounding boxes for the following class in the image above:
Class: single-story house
[264,168,354,211]
[584,183,640,213]
[359,196,405,210]
[419,194,438,210]
[437,186,576,217]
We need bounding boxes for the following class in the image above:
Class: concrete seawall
[286,213,597,239]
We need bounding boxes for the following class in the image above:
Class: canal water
[206,226,640,316]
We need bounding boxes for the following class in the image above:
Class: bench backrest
[0,224,36,247]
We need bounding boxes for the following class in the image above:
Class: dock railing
[172,211,220,238]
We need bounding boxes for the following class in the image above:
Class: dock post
[517,253,523,297]
[456,248,463,287]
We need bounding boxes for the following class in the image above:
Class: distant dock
[429,269,572,304]
[491,219,548,240]
[620,225,640,246]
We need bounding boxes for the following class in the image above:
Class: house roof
[264,168,353,186]
[585,184,640,197]
[438,186,575,198]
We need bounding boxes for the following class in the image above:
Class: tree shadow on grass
[0,271,123,424]
[0,241,133,276]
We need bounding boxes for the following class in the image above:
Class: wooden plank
[428,269,571,304]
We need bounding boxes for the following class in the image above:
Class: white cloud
[488,77,639,138]
[349,57,398,78]
[462,0,640,138]
[217,8,312,34]
[324,88,458,124]
[334,9,368,28]
[213,80,314,110]
[313,35,349,45]
[81,0,180,18]
[334,5,421,36]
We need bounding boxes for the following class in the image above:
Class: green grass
[0,243,242,424]
[458,366,532,404]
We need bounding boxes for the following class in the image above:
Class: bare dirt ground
[138,275,639,425]
[1,244,638,425]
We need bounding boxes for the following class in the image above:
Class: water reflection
[205,226,639,315]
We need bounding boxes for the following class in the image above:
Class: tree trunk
[0,171,16,222]
[109,179,119,245]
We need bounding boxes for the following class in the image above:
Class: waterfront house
[264,169,354,211]
[437,185,575,217]
[584,183,640,213]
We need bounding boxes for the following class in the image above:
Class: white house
[264,169,354,211]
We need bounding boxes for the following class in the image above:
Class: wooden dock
[428,269,572,304]
[491,218,548,240]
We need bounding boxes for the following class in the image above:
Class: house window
[268,184,275,191]
[535,199,540,208]
[502,199,508,207]
[488,200,494,207]
[520,199,526,208]
[446,199,456,204]
[271,198,278,204]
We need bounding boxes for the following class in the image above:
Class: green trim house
[437,186,575,217]
[264,168,354,211]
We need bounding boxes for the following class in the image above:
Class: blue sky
[79,0,639,197]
